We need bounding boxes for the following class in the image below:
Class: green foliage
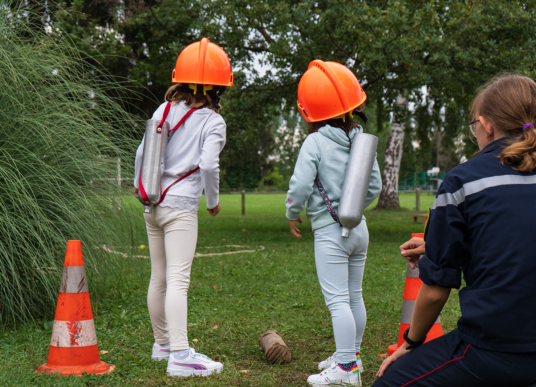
[22,1,536,184]
[207,0,536,166]
[261,166,285,187]
[408,1,536,161]
[0,6,140,325]
[218,72,281,188]
[269,111,307,187]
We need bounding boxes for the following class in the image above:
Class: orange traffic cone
[386,233,443,355]
[37,240,115,376]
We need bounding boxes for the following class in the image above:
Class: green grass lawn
[0,193,459,386]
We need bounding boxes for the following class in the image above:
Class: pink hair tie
[523,123,534,131]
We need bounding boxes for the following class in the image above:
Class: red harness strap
[169,107,199,135]
[155,166,200,205]
[156,102,172,133]
[139,104,200,205]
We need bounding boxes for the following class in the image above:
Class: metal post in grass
[116,156,121,211]
[416,188,421,211]
[242,190,246,216]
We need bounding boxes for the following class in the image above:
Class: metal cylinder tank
[138,119,170,213]
[338,132,379,237]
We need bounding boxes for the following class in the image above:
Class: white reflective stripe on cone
[406,265,420,278]
[59,266,88,293]
[400,300,441,325]
[50,320,97,347]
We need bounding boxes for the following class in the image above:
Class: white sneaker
[151,342,170,361]
[307,364,361,386]
[318,352,336,370]
[307,364,361,387]
[167,348,223,377]
[318,353,364,373]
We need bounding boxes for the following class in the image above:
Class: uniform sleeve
[285,136,320,221]
[200,116,226,209]
[419,181,470,289]
[364,155,382,208]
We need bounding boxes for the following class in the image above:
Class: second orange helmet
[172,38,233,87]
[297,60,366,122]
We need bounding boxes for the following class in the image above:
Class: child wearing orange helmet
[133,38,232,377]
[285,60,382,386]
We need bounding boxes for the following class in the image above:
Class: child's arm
[200,117,226,212]
[364,155,382,208]
[285,136,320,223]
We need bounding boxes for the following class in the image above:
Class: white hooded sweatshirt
[134,101,226,210]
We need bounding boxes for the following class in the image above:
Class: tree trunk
[376,94,407,209]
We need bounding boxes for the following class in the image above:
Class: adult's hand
[207,203,221,216]
[288,217,303,238]
[133,187,139,198]
[377,341,412,378]
[400,237,425,269]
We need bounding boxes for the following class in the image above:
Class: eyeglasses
[468,119,480,137]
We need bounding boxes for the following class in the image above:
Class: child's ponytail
[471,74,536,173]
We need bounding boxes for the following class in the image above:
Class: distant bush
[0,7,141,325]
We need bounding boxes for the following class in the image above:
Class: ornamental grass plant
[0,6,143,325]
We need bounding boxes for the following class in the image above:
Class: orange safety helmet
[172,37,233,87]
[297,60,366,122]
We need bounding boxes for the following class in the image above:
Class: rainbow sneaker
[307,363,361,386]
[318,352,364,373]
[167,348,223,377]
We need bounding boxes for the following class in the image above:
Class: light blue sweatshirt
[285,125,382,231]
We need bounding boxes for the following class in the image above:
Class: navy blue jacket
[420,138,536,352]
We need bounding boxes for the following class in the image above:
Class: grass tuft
[0,5,142,325]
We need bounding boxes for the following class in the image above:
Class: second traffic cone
[37,240,115,376]
[386,233,443,355]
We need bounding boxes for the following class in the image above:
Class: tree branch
[148,5,167,31]
[363,64,403,90]
[242,79,299,93]
[326,30,352,57]
[244,45,270,53]
[256,25,273,43]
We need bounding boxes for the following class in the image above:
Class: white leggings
[314,221,369,364]
[144,206,198,351]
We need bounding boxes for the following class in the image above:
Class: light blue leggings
[314,221,369,364]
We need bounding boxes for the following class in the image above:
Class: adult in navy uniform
[373,74,536,387]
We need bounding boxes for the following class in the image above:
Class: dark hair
[471,74,536,172]
[164,83,220,113]
[307,104,365,135]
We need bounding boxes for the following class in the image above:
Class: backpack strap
[315,177,342,226]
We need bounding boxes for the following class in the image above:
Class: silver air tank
[338,132,379,238]
[138,119,170,214]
